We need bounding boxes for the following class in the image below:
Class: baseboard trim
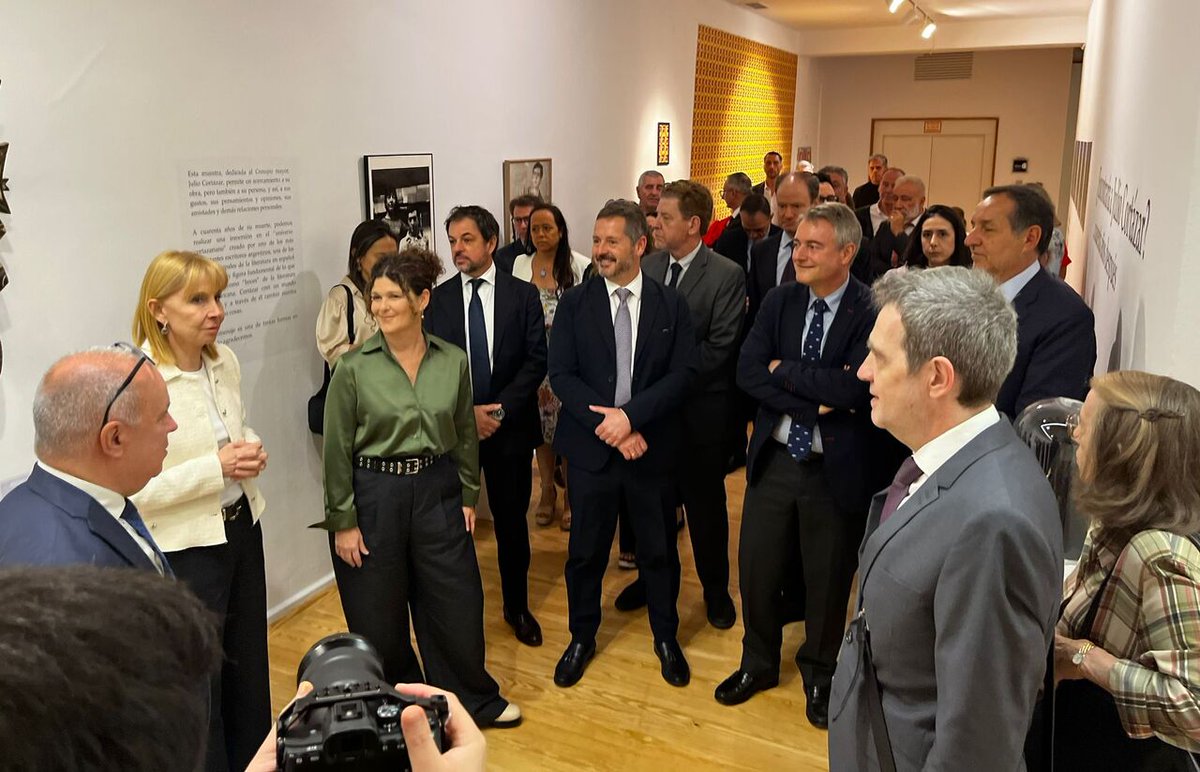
[268,572,335,623]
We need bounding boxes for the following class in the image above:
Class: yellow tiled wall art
[691,25,797,220]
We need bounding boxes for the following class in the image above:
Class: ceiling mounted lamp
[921,18,937,38]
[888,0,906,12]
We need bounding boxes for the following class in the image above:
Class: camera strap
[855,609,898,772]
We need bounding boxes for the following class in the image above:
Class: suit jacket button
[608,376,614,383]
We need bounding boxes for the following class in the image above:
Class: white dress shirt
[604,271,644,382]
[999,260,1042,303]
[665,241,702,287]
[899,405,1001,510]
[37,461,164,573]
[869,202,887,235]
[772,274,850,453]
[460,261,497,370]
[764,184,780,226]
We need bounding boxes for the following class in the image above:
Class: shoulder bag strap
[856,610,899,772]
[343,284,356,345]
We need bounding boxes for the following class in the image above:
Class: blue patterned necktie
[120,499,170,576]
[786,297,829,462]
[468,278,491,403]
[613,288,633,406]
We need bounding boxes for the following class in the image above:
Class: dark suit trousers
[738,443,863,688]
[169,506,270,772]
[677,391,731,599]
[566,461,680,643]
[332,459,506,725]
[480,443,533,612]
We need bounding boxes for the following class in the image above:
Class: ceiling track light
[889,0,936,39]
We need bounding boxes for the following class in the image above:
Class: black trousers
[480,444,533,613]
[566,461,680,643]
[331,457,506,725]
[738,443,863,687]
[676,391,731,600]
[169,503,271,772]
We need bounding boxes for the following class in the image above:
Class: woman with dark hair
[513,203,588,529]
[899,204,973,270]
[318,248,520,729]
[1051,370,1200,768]
[315,220,398,365]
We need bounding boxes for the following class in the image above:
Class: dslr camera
[277,633,450,770]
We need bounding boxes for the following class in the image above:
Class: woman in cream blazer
[131,250,270,772]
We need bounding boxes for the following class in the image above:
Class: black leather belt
[355,454,440,476]
[221,494,250,522]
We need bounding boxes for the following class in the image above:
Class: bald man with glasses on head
[0,346,177,573]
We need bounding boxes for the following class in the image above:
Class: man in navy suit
[548,199,697,688]
[425,204,548,647]
[966,184,1096,417]
[716,204,897,728]
[747,171,818,335]
[0,347,176,573]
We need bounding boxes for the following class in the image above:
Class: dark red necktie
[878,456,923,525]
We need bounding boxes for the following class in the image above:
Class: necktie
[779,240,796,285]
[878,456,924,525]
[468,278,491,403]
[614,287,633,407]
[785,298,829,462]
[120,499,170,575]
[667,262,682,288]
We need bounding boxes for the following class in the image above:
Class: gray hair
[596,199,651,249]
[869,153,889,166]
[777,171,820,202]
[894,174,926,196]
[802,203,862,250]
[871,267,1017,407]
[637,170,664,188]
[33,348,145,458]
[725,172,753,194]
[817,165,849,184]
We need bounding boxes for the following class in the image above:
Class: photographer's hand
[395,683,486,772]
[244,681,314,772]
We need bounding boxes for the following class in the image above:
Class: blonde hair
[1075,370,1200,538]
[132,251,229,366]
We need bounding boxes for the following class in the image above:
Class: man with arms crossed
[828,267,1063,770]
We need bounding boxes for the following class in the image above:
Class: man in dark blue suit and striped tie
[0,347,176,574]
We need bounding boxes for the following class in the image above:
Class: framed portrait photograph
[363,153,434,252]
[502,158,551,242]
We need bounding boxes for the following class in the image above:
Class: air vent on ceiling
[743,2,768,9]
[914,52,974,80]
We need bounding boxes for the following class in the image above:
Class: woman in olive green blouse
[318,248,520,728]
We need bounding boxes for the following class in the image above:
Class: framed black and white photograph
[502,158,552,242]
[363,153,434,252]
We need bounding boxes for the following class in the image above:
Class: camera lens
[296,632,385,690]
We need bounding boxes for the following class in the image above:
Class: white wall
[814,48,1076,202]
[0,0,807,614]
[1069,0,1200,385]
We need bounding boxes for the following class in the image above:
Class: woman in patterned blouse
[1054,370,1200,769]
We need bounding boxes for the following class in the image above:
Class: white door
[871,118,998,217]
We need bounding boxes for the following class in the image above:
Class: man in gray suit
[618,179,746,629]
[829,267,1063,770]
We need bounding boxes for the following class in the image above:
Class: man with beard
[857,174,926,283]
[495,194,541,274]
[752,151,785,225]
[548,199,697,689]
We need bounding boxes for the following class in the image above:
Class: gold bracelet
[1071,641,1096,666]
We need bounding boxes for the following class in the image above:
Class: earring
[159,321,169,335]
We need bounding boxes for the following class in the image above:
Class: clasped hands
[589,405,646,460]
[219,440,267,480]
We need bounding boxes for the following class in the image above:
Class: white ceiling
[734,0,1093,31]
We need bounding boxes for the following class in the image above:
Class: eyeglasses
[818,195,840,203]
[102,342,150,427]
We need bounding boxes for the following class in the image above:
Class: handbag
[307,284,355,434]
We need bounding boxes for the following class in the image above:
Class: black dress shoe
[805,682,830,729]
[653,639,690,687]
[553,640,595,687]
[614,578,647,611]
[714,669,779,705]
[503,608,543,647]
[705,593,737,630]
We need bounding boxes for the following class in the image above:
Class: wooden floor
[267,464,832,771]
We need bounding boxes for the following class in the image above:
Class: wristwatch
[489,406,505,421]
[1072,642,1096,666]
